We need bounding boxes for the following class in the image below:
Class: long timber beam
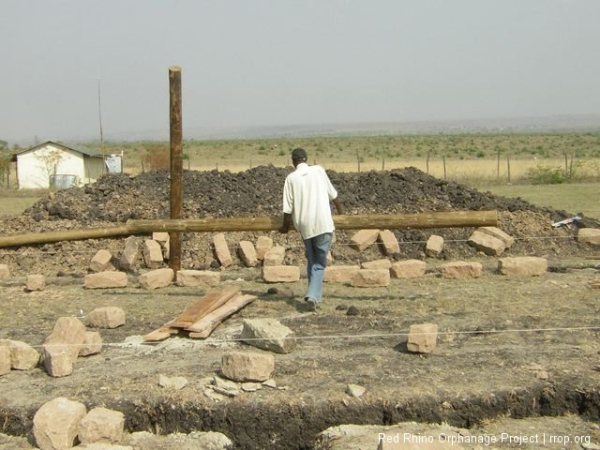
[0,210,497,248]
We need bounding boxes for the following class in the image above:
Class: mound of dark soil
[1,166,597,276]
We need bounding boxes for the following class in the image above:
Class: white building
[13,141,106,190]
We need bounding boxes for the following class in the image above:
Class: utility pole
[97,78,106,173]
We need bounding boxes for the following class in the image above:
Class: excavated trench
[2,382,600,449]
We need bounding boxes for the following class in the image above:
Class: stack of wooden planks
[143,285,256,341]
[588,281,600,289]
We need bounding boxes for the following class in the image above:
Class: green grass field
[480,182,600,219]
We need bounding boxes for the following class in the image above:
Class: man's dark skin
[279,156,343,234]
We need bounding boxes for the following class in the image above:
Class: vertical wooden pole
[442,155,447,179]
[496,149,500,182]
[569,153,574,179]
[169,66,183,276]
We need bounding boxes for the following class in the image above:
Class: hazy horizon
[2,0,599,145]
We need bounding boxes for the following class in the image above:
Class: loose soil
[1,166,600,449]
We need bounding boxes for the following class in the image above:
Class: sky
[2,0,600,144]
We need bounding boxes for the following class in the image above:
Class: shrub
[525,165,564,184]
[0,157,9,185]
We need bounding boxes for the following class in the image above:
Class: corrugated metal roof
[14,141,104,158]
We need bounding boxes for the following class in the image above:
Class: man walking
[279,147,343,311]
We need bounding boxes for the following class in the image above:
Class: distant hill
[178,114,600,141]
[48,114,600,145]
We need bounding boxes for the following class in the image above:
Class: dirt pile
[1,166,596,276]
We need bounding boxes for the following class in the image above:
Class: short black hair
[291,147,307,160]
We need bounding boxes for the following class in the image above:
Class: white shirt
[282,163,338,240]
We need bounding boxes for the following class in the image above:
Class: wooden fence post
[169,66,183,276]
[442,155,447,180]
[497,149,501,182]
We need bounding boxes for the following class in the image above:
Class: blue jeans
[303,232,333,304]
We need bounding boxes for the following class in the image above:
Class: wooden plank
[588,281,600,289]
[143,321,178,342]
[187,294,257,339]
[169,285,241,328]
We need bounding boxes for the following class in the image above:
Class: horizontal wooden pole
[0,225,131,248]
[0,211,497,249]
[127,210,497,233]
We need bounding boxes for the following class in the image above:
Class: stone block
[84,272,128,289]
[213,233,233,267]
[578,228,600,246]
[33,397,87,450]
[88,307,126,329]
[351,269,390,287]
[0,345,10,376]
[440,261,482,279]
[138,268,174,289]
[152,232,170,245]
[90,249,115,272]
[153,232,170,260]
[175,270,220,287]
[390,260,426,279]
[119,236,139,271]
[262,265,300,283]
[221,351,275,382]
[79,331,103,356]
[478,226,515,248]
[241,318,297,354]
[467,230,506,256]
[43,344,76,378]
[78,407,125,445]
[498,257,548,276]
[263,245,286,266]
[1,339,40,370]
[350,229,380,251]
[26,274,46,292]
[324,265,361,283]
[238,240,258,267]
[255,236,273,260]
[142,239,164,268]
[43,317,87,377]
[0,264,9,281]
[407,323,438,354]
[425,235,444,257]
[378,229,400,255]
[361,259,391,270]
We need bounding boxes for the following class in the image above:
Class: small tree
[36,148,64,187]
[0,157,9,187]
